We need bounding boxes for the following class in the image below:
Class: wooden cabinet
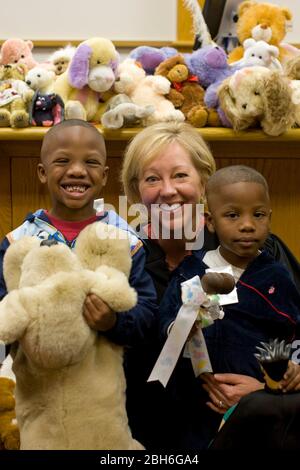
[0,127,299,260]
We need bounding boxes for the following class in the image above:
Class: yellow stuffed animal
[0,371,20,450]
[0,63,34,127]
[54,37,119,122]
[228,1,292,64]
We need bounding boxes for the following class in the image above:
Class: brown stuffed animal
[0,377,20,450]
[155,54,210,127]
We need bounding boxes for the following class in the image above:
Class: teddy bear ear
[282,7,292,21]
[238,1,256,17]
[3,237,40,291]
[243,38,256,49]
[25,40,34,51]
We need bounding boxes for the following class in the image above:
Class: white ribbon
[148,276,215,387]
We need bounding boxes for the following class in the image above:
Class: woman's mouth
[159,203,182,212]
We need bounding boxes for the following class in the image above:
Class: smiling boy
[0,119,157,346]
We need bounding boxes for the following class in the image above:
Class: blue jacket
[0,209,158,348]
[157,249,300,450]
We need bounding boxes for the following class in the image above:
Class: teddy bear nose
[260,24,269,30]
[242,103,247,109]
[40,239,58,247]
[26,80,31,85]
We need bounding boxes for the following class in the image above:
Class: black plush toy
[210,339,300,450]
[30,91,64,126]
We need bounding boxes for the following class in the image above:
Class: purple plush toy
[185,45,240,126]
[129,46,178,75]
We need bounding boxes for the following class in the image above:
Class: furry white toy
[114,58,184,126]
[54,37,119,122]
[101,93,154,129]
[218,66,295,136]
[0,222,143,450]
[49,45,76,75]
[25,67,56,94]
[232,39,283,71]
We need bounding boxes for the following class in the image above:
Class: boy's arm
[104,246,158,348]
[0,237,9,301]
[158,275,182,343]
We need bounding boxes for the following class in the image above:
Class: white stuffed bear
[232,39,283,71]
[114,58,185,126]
[25,66,56,94]
[54,37,119,122]
[0,222,143,450]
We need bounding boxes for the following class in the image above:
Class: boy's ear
[37,163,47,184]
[102,165,109,187]
[205,212,215,233]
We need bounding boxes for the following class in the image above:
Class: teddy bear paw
[187,107,208,128]
[10,111,29,128]
[0,110,11,127]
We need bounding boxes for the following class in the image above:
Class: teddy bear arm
[0,292,30,344]
[91,266,137,312]
[167,88,184,107]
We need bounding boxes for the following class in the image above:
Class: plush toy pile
[0,222,143,450]
[0,1,300,135]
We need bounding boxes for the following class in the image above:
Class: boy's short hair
[121,122,216,204]
[41,119,106,161]
[206,165,269,204]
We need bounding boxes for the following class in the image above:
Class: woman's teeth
[159,203,181,212]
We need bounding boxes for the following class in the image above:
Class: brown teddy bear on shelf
[0,63,34,128]
[228,1,293,65]
[155,54,211,127]
[0,373,20,450]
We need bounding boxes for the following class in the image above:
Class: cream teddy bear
[54,37,119,122]
[114,58,185,126]
[0,222,143,450]
[25,67,56,94]
[49,45,76,75]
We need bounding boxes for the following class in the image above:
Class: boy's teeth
[160,203,181,212]
[65,185,86,193]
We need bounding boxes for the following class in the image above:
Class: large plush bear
[0,222,143,450]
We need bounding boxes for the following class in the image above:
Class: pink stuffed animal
[0,38,38,70]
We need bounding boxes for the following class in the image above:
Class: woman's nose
[160,179,177,197]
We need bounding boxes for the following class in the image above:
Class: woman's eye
[145,176,158,183]
[174,173,188,178]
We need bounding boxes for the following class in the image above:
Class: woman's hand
[201,372,264,414]
[83,294,117,331]
[281,361,300,392]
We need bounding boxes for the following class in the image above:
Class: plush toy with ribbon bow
[148,272,235,387]
[154,54,210,128]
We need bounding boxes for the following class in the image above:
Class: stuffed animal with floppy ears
[218,65,295,136]
[227,1,293,64]
[0,222,143,450]
[101,93,154,129]
[54,37,119,122]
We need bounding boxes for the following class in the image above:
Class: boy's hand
[281,361,300,392]
[83,294,117,331]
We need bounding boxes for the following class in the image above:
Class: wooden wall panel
[0,153,11,237]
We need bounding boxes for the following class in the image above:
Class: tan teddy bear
[0,63,34,127]
[0,222,143,450]
[228,1,292,64]
[155,54,210,127]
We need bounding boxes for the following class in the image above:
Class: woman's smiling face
[138,141,204,239]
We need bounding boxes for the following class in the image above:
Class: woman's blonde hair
[121,121,216,204]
